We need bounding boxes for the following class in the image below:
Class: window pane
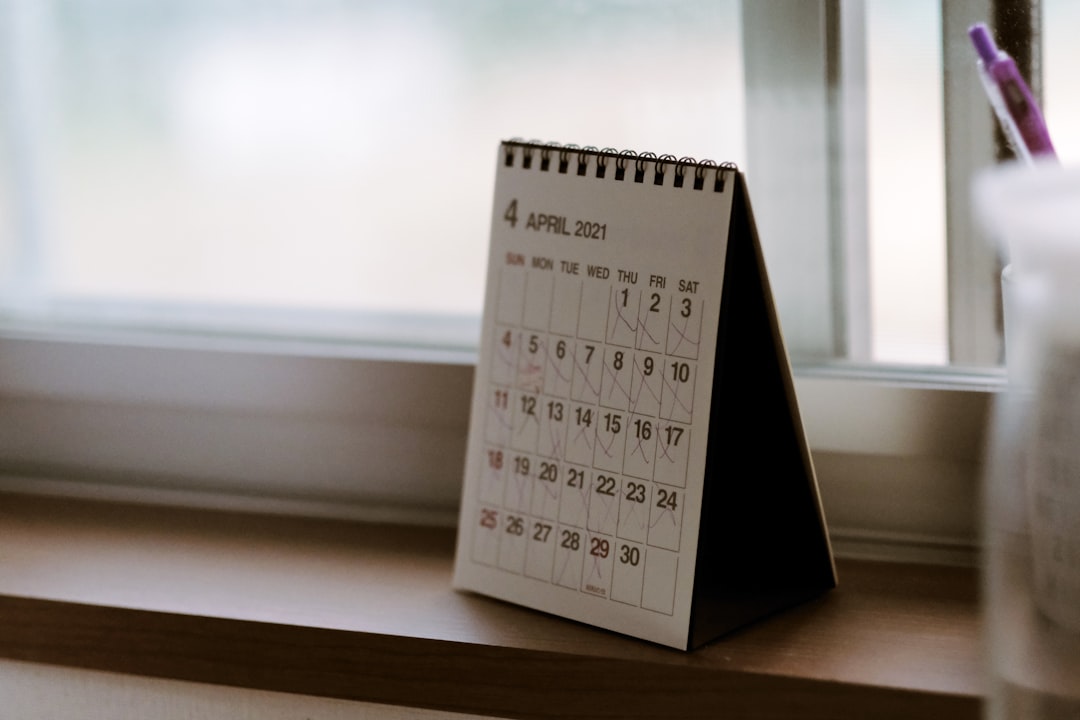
[1044,0,1080,165]
[865,0,947,365]
[0,1,744,332]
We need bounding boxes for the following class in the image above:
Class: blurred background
[1,0,1077,364]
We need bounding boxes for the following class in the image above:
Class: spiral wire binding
[503,139,735,193]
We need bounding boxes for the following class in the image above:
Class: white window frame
[743,0,871,361]
[943,0,1004,366]
[0,1,1009,566]
[0,327,997,566]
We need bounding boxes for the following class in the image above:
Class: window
[865,0,947,364]
[3,0,1031,364]
[1043,0,1080,163]
[1,0,743,347]
[4,0,1050,563]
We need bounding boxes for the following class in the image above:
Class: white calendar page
[453,145,734,649]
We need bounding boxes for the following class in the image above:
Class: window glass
[865,0,947,365]
[1043,0,1080,165]
[3,1,1040,369]
[0,0,744,336]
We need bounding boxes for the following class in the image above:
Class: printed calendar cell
[648,485,684,552]
[582,533,615,598]
[524,518,557,581]
[564,402,596,467]
[553,525,585,590]
[641,547,678,615]
[617,478,650,544]
[570,341,602,404]
[558,465,590,528]
[544,337,574,398]
[484,387,513,448]
[628,352,662,417]
[606,286,639,348]
[587,473,619,536]
[497,266,526,326]
[549,275,582,337]
[666,295,702,360]
[477,446,506,507]
[577,280,610,342]
[636,290,669,353]
[593,410,627,474]
[599,346,632,411]
[511,392,541,453]
[504,453,534,513]
[623,414,657,481]
[660,359,696,423]
[522,270,553,331]
[537,396,569,459]
[611,540,646,606]
[491,327,518,387]
[654,423,690,488]
[497,512,528,574]
[471,507,500,567]
[530,458,561,520]
[516,332,546,393]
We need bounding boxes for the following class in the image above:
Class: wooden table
[0,492,982,719]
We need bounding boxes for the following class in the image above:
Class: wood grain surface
[0,493,983,719]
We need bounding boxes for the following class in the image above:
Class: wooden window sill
[0,492,981,719]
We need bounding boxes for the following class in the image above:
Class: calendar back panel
[688,174,836,649]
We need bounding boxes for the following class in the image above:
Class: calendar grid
[471,263,696,611]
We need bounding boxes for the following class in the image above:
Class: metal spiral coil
[502,139,735,192]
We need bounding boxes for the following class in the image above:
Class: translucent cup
[975,163,1080,720]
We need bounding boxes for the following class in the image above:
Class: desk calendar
[452,141,836,650]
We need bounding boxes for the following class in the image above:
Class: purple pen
[969,22,1057,162]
